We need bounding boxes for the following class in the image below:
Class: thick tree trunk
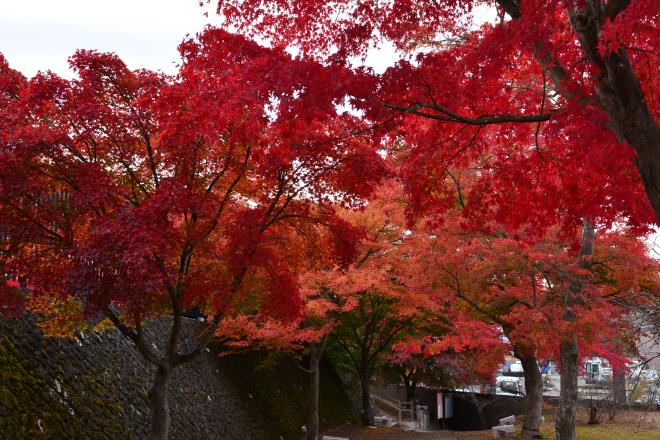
[567,2,660,222]
[149,364,172,440]
[599,50,660,223]
[612,369,627,406]
[360,374,373,426]
[556,332,579,440]
[519,354,544,439]
[499,0,660,222]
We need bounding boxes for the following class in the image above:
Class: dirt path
[322,424,466,440]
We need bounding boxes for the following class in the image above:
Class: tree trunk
[567,3,660,222]
[402,372,417,420]
[556,219,594,440]
[149,364,172,440]
[587,403,600,425]
[306,356,321,440]
[468,393,488,429]
[556,333,579,440]
[499,0,660,223]
[306,335,329,440]
[601,50,660,223]
[519,354,544,439]
[404,380,415,402]
[612,369,627,406]
[360,374,373,426]
[407,387,417,421]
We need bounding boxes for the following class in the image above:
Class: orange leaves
[407,209,659,366]
[429,319,505,355]
[26,293,87,338]
[217,314,329,353]
[592,232,660,296]
[218,180,420,357]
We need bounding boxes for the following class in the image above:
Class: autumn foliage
[408,214,658,367]
[0,28,387,439]
[0,28,387,323]
[1,2,659,438]
[216,0,659,229]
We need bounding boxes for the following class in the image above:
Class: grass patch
[574,424,660,440]
[452,408,660,440]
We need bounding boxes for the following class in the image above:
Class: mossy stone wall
[0,317,355,439]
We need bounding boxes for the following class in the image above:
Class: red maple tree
[218,180,422,432]
[0,28,385,439]
[406,210,659,438]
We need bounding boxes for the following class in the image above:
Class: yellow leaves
[27,294,88,338]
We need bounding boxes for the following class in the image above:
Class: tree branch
[385,102,554,125]
[105,308,166,366]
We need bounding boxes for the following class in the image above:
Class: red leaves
[68,162,121,211]
[259,264,303,321]
[216,0,469,60]
[0,29,386,330]
[0,54,25,101]
[597,18,623,57]
[0,280,26,318]
[215,0,658,237]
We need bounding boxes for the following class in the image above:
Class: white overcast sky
[1,0,500,78]
[1,0,224,78]
[1,0,406,78]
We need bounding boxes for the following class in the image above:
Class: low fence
[371,392,414,424]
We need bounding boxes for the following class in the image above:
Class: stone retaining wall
[0,317,355,439]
